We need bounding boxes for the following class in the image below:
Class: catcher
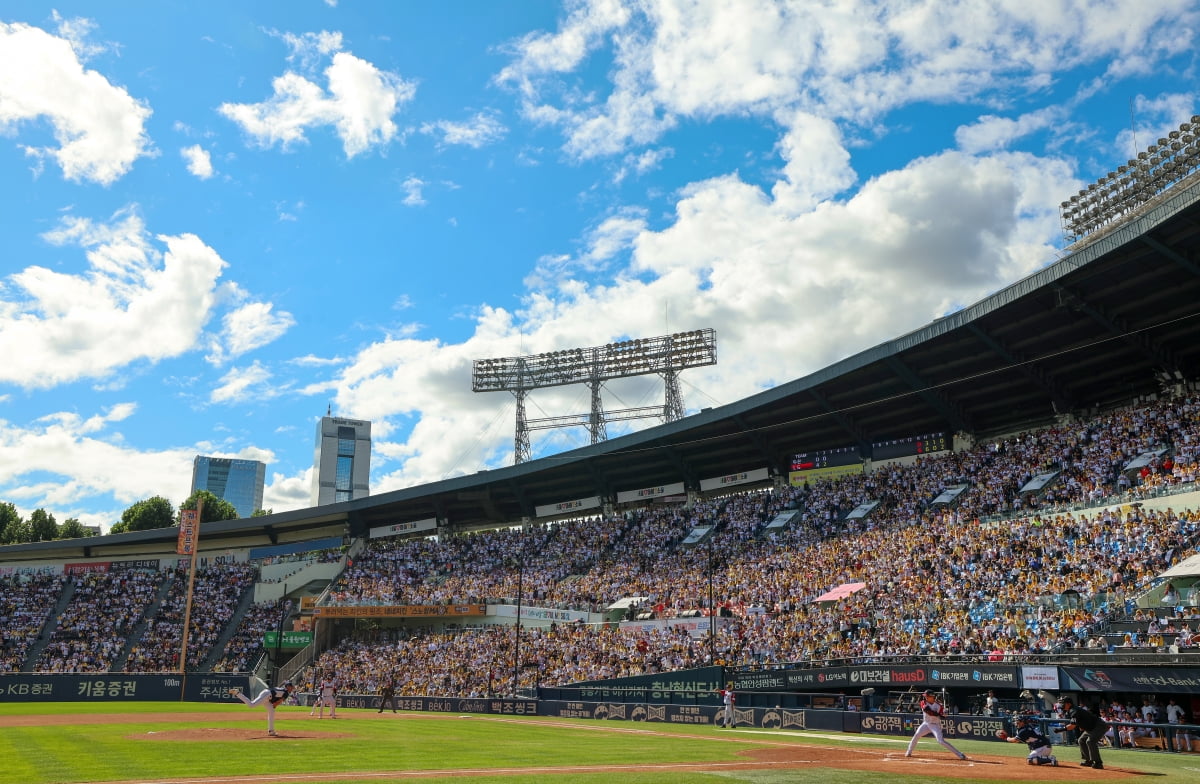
[1002,715,1059,766]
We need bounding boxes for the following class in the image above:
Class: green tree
[57,517,93,539]
[3,517,32,544]
[118,496,177,533]
[0,502,19,544]
[181,490,239,523]
[251,508,273,517]
[28,508,57,542]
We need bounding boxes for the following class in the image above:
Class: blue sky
[1,1,1197,531]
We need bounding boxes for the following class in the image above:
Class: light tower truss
[472,329,718,464]
[1061,114,1200,245]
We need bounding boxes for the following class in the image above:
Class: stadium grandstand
[2,154,1200,749]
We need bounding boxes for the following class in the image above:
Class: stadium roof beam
[658,443,699,490]
[1052,284,1184,378]
[345,510,368,539]
[729,411,786,474]
[883,356,970,434]
[505,478,535,520]
[1139,235,1200,279]
[965,324,1073,415]
[807,388,871,455]
[583,457,614,503]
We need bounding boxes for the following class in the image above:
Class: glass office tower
[311,416,371,506]
[191,456,266,518]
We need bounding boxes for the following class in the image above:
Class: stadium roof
[6,179,1200,560]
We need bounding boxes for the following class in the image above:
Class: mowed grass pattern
[0,702,1194,784]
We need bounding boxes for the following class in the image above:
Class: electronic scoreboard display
[870,432,948,462]
[790,446,861,471]
[789,446,863,486]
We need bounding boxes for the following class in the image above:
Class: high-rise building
[191,456,266,518]
[311,416,371,506]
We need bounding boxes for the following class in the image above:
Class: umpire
[1060,696,1108,769]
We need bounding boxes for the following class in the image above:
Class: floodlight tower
[1061,114,1200,245]
[472,329,718,464]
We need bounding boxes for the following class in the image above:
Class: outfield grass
[0,703,1194,784]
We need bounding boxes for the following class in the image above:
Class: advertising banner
[1061,666,1200,692]
[844,663,1018,688]
[786,667,850,688]
[534,496,602,518]
[369,519,438,539]
[263,631,313,649]
[616,482,686,504]
[0,673,245,703]
[325,693,538,716]
[540,666,724,705]
[857,712,1010,742]
[699,467,768,491]
[177,509,198,556]
[1020,665,1060,691]
[312,604,486,619]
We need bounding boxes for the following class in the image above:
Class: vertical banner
[177,509,198,555]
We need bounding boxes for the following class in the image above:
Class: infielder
[716,683,736,728]
[1005,715,1058,766]
[905,689,967,760]
[230,681,295,737]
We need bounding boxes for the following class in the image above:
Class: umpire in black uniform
[1061,696,1108,769]
[377,673,398,713]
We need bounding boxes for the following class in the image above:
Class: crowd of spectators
[0,572,66,672]
[211,599,286,673]
[301,395,1200,695]
[5,394,1200,692]
[124,562,256,672]
[35,569,162,672]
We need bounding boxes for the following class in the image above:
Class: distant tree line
[0,503,93,544]
[0,490,270,544]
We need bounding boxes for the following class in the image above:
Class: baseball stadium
[4,127,1200,784]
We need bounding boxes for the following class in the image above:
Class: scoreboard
[790,446,861,471]
[870,432,948,462]
[789,446,862,485]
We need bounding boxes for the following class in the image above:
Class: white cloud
[263,466,314,512]
[496,0,632,92]
[0,404,289,530]
[211,361,274,404]
[497,0,1200,160]
[401,176,426,206]
[0,21,152,184]
[290,354,347,367]
[207,301,296,364]
[0,406,195,530]
[421,111,508,148]
[219,34,417,158]
[50,10,109,61]
[278,30,344,67]
[181,144,215,179]
[0,209,226,388]
[527,209,647,289]
[623,146,673,179]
